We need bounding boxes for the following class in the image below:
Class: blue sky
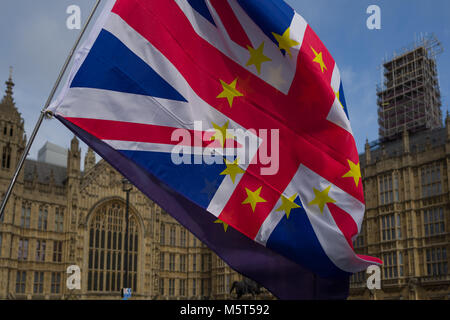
[0,0,449,164]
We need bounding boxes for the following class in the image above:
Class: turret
[66,136,81,230]
[1,67,15,108]
[84,147,96,172]
[0,68,25,176]
[365,139,371,164]
[67,136,81,177]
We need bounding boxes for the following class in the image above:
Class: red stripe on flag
[297,25,335,85]
[327,203,358,250]
[218,135,299,239]
[218,169,281,239]
[288,25,359,166]
[357,255,383,264]
[64,117,240,149]
[210,0,252,49]
[327,204,383,265]
[327,204,383,266]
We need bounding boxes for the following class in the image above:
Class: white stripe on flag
[327,63,354,132]
[47,0,117,114]
[327,97,353,134]
[103,139,241,158]
[104,140,180,154]
[56,88,188,128]
[330,64,341,94]
[296,165,370,272]
[206,128,261,217]
[255,188,293,247]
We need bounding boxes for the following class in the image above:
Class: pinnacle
[1,67,16,108]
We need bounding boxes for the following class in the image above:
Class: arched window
[87,200,139,293]
[1,146,11,169]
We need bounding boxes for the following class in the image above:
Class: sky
[0,0,449,165]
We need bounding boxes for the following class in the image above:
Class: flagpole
[0,0,101,220]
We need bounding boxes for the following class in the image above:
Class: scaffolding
[377,34,443,140]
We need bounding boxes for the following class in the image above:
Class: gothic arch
[85,196,145,231]
[83,197,145,295]
[1,143,11,169]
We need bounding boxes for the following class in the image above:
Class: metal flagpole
[0,0,101,220]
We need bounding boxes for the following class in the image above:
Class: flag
[48,0,382,299]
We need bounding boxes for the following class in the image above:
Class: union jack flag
[48,0,381,299]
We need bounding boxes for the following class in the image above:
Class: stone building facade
[0,74,254,300]
[349,122,450,299]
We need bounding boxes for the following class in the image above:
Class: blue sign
[122,288,132,300]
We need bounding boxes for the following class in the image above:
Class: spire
[70,135,79,152]
[4,67,14,99]
[1,67,16,108]
[6,67,13,94]
[84,147,96,172]
[68,135,81,176]
[365,138,371,164]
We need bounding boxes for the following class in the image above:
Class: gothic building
[349,123,450,300]
[0,73,253,300]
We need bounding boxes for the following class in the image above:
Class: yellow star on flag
[214,219,229,232]
[308,185,336,214]
[311,46,327,73]
[272,27,300,58]
[217,78,243,107]
[276,193,301,219]
[242,186,267,212]
[342,159,362,187]
[220,158,245,184]
[246,42,272,74]
[211,120,234,147]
